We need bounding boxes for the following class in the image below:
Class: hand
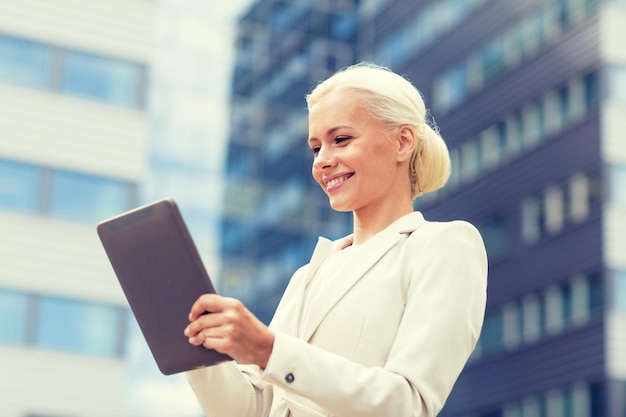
[184,293,275,369]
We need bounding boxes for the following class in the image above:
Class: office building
[219,0,359,323]
[367,1,625,416]
[0,0,153,416]
[222,0,626,415]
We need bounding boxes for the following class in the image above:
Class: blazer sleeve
[259,221,488,417]
[185,360,274,417]
[184,265,310,417]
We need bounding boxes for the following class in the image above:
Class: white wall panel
[0,210,125,304]
[0,84,147,181]
[605,207,626,270]
[599,5,626,63]
[0,0,154,61]
[606,312,626,379]
[601,103,626,164]
[0,346,125,417]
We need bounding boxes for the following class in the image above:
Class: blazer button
[285,373,295,383]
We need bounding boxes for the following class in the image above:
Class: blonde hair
[306,63,450,199]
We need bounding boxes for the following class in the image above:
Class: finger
[188,293,221,321]
[187,325,216,346]
[203,335,234,354]
[189,324,233,349]
[184,310,223,338]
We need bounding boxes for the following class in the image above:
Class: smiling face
[308,89,413,216]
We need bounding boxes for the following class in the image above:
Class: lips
[325,173,353,190]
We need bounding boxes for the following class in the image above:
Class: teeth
[326,175,349,188]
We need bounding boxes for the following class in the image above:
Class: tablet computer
[97,198,231,375]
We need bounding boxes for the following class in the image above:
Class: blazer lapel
[290,212,426,342]
[304,236,341,288]
[298,228,406,342]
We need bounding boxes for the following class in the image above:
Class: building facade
[369,1,626,416]
[0,0,153,416]
[219,0,359,323]
[222,0,626,416]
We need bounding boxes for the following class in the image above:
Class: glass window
[227,144,253,178]
[478,215,508,259]
[608,66,626,103]
[48,170,133,223]
[502,301,522,348]
[610,165,626,206]
[523,99,545,146]
[0,289,29,345]
[479,120,509,168]
[510,23,526,60]
[567,173,590,221]
[562,387,575,417]
[583,71,599,108]
[503,401,522,417]
[521,395,546,417]
[546,388,565,417]
[556,0,571,26]
[461,139,482,180]
[545,285,564,333]
[589,382,605,417]
[522,294,543,342]
[495,120,508,157]
[34,296,122,357]
[434,62,468,111]
[330,13,357,41]
[521,9,546,55]
[522,195,543,244]
[615,270,626,312]
[480,310,504,354]
[224,182,257,218]
[479,38,507,82]
[0,159,40,213]
[271,1,291,30]
[544,186,565,234]
[588,273,603,313]
[409,9,431,52]
[0,34,52,88]
[561,283,573,324]
[380,29,406,68]
[506,111,524,156]
[571,275,590,324]
[568,76,586,120]
[220,220,248,255]
[448,148,461,188]
[558,85,570,122]
[479,409,504,417]
[480,126,502,168]
[61,50,143,108]
[543,91,561,134]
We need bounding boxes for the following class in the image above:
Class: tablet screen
[97,199,231,375]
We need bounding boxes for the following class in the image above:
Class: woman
[184,63,488,417]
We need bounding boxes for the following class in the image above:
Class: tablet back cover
[97,199,231,375]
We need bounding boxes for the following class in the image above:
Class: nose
[312,146,337,171]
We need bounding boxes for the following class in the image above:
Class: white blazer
[186,212,488,417]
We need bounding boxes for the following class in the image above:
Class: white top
[299,244,361,332]
[185,212,488,417]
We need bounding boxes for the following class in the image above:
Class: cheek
[311,166,323,186]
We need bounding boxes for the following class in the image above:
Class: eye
[335,136,351,145]
[310,145,321,155]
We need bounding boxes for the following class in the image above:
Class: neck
[351,198,414,245]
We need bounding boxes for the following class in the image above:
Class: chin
[328,198,354,213]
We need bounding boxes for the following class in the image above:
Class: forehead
[308,90,363,127]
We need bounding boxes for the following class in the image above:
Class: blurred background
[0,0,625,416]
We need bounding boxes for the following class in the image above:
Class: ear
[396,125,416,163]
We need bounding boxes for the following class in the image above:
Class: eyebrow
[308,125,351,144]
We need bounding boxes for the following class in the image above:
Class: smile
[325,174,353,189]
